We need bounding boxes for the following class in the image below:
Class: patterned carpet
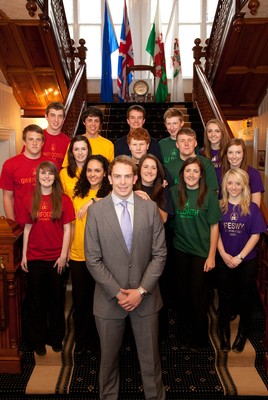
[0,284,267,400]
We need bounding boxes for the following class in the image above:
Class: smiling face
[183,162,201,189]
[165,116,184,140]
[72,140,89,167]
[45,108,65,135]
[127,110,145,129]
[140,157,157,186]
[227,144,244,168]
[86,159,105,190]
[206,122,222,150]
[109,162,137,200]
[226,175,243,200]
[39,168,55,192]
[83,116,101,137]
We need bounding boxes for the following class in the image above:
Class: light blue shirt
[111,191,134,228]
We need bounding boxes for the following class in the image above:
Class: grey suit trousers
[95,312,166,400]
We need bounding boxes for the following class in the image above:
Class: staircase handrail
[205,0,237,83]
[204,0,260,84]
[62,64,87,138]
[29,1,87,137]
[193,61,268,226]
[192,63,234,138]
[29,0,75,81]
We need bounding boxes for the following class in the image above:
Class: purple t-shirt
[218,165,264,199]
[247,165,264,194]
[219,201,267,260]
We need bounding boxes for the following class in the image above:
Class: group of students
[160,111,266,353]
[0,102,267,400]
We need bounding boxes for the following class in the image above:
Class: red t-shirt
[0,153,49,225]
[21,193,75,261]
[21,130,70,171]
[42,130,70,170]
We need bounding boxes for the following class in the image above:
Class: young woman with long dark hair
[135,153,173,223]
[69,155,111,354]
[170,157,221,351]
[21,161,75,356]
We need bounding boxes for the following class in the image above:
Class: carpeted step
[0,297,267,399]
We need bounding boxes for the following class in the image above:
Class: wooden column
[0,217,23,373]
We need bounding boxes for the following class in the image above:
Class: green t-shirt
[166,155,219,191]
[170,185,221,258]
[159,137,179,167]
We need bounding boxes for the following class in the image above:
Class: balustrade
[0,217,23,373]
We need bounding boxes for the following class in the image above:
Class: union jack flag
[117,0,134,102]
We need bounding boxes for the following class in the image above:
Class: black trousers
[173,249,209,347]
[25,260,66,348]
[217,257,257,331]
[69,260,99,350]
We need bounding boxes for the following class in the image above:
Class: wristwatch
[133,80,149,96]
[137,286,148,300]
[237,254,244,261]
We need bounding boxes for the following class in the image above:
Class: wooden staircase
[81,102,205,147]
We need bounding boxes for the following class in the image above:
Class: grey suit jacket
[84,193,167,319]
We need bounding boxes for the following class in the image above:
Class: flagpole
[146,0,168,103]
[165,0,184,102]
[117,0,134,102]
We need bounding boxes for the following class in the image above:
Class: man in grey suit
[85,155,167,400]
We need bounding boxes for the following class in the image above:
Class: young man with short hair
[84,155,166,400]
[167,127,219,191]
[114,105,162,161]
[127,127,151,164]
[159,108,185,166]
[0,124,50,225]
[42,102,70,170]
[62,106,114,168]
[81,106,114,162]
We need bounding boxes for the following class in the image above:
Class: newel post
[0,217,23,373]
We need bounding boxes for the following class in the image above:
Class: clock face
[133,80,149,96]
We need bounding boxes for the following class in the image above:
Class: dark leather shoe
[52,344,62,353]
[232,333,247,353]
[35,345,46,356]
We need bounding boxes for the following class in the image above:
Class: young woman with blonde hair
[217,168,266,353]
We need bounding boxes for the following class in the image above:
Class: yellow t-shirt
[60,167,82,199]
[69,188,98,261]
[62,134,114,167]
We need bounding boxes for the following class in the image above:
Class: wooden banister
[192,64,234,138]
[62,64,87,138]
[193,1,268,363]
